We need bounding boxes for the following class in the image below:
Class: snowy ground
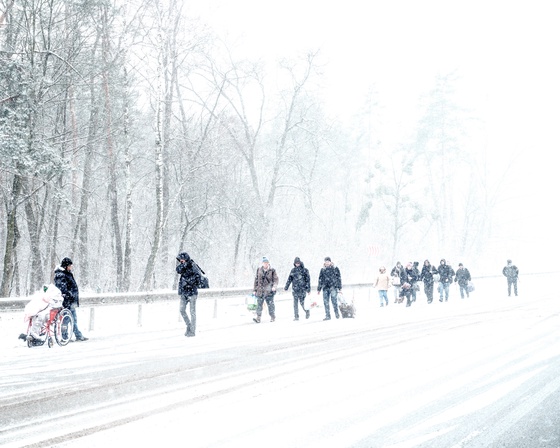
[1,274,559,447]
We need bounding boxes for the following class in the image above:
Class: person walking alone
[253,257,279,323]
[502,259,519,296]
[317,257,342,320]
[374,266,391,307]
[176,252,202,337]
[284,257,311,320]
[455,263,472,299]
[54,257,88,342]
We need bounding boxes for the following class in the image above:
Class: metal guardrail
[0,284,376,312]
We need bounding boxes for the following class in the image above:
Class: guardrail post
[89,307,95,331]
[213,297,218,318]
[137,304,142,327]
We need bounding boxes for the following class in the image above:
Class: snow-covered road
[1,276,559,447]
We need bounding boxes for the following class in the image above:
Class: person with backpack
[253,257,279,323]
[176,251,202,337]
[284,257,311,320]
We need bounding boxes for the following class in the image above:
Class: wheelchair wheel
[54,308,74,346]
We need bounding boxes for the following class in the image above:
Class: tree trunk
[101,5,123,290]
[73,70,99,288]
[1,175,23,297]
[122,64,133,292]
[140,22,165,291]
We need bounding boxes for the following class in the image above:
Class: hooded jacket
[54,266,80,308]
[284,257,311,295]
[176,252,201,296]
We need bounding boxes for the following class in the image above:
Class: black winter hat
[294,257,301,264]
[61,257,73,268]
[324,256,331,262]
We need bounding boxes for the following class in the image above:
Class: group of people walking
[252,256,343,323]
[374,259,470,307]
[373,258,519,307]
[373,259,468,307]
[176,253,345,335]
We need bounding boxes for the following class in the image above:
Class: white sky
[188,0,558,268]
[189,0,560,121]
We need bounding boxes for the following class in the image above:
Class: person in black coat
[317,257,342,320]
[284,257,311,320]
[420,259,438,304]
[454,263,472,298]
[176,251,202,337]
[437,259,455,302]
[54,257,88,341]
[399,262,418,307]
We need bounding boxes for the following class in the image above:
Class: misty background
[1,0,556,297]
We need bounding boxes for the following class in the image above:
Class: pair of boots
[294,310,311,321]
[184,325,195,337]
[253,315,275,323]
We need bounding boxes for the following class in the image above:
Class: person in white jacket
[18,284,63,342]
[374,266,391,307]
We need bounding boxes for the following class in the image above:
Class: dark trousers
[507,278,518,296]
[400,289,413,307]
[424,282,434,303]
[257,293,276,318]
[180,293,197,335]
[322,287,339,318]
[293,293,306,318]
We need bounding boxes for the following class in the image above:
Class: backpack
[194,261,209,288]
